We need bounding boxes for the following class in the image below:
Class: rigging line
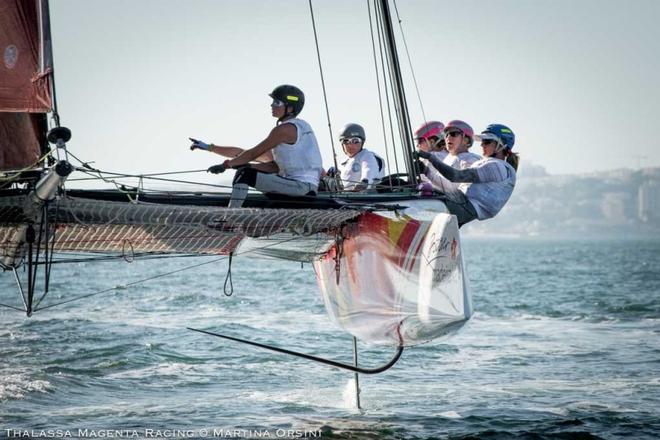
[35,255,229,311]
[0,151,54,184]
[60,148,94,170]
[375,0,401,176]
[33,201,58,309]
[75,167,210,178]
[73,169,234,190]
[379,0,416,182]
[74,169,138,203]
[392,0,426,125]
[378,1,406,165]
[70,175,232,191]
[308,0,339,173]
[41,250,206,259]
[42,0,60,128]
[28,204,48,309]
[0,302,25,312]
[367,0,393,192]
[223,252,234,296]
[41,253,216,265]
[65,147,212,179]
[34,234,306,312]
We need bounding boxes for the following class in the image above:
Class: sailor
[414,120,447,160]
[418,120,481,196]
[190,84,323,207]
[332,123,385,192]
[442,120,482,169]
[414,124,518,226]
[415,120,448,189]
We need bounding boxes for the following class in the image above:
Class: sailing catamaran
[1,0,472,394]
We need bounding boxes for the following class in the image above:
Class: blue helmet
[477,124,515,150]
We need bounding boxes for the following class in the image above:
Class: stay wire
[308,0,339,173]
[367,0,393,191]
[393,0,426,125]
[74,169,233,192]
[34,235,306,312]
[42,0,60,128]
[0,302,25,312]
[375,0,401,176]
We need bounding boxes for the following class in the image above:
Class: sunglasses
[481,139,496,145]
[445,130,463,138]
[271,99,285,107]
[341,137,362,145]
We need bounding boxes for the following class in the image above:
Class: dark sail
[0,0,53,171]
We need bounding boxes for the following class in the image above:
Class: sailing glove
[207,161,228,174]
[413,159,426,175]
[413,150,430,160]
[189,137,211,151]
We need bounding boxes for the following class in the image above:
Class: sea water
[1,239,659,439]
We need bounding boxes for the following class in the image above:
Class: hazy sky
[48,0,660,186]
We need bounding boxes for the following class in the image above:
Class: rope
[393,0,426,125]
[223,252,234,296]
[0,151,53,185]
[308,0,340,174]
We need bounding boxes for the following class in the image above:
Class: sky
[48,0,660,188]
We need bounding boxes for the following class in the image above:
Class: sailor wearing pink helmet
[442,120,481,169]
[418,120,481,197]
[415,120,451,190]
[414,121,447,158]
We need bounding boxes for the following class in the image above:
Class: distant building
[517,162,548,178]
[638,180,660,222]
[601,192,632,224]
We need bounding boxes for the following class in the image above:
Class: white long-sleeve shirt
[339,148,385,190]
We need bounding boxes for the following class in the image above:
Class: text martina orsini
[4,428,322,438]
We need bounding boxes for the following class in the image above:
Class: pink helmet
[444,120,474,139]
[414,121,445,140]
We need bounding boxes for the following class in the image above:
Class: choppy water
[1,239,659,439]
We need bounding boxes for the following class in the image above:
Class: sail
[314,211,472,347]
[0,0,53,170]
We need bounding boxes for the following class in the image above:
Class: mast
[378,0,417,183]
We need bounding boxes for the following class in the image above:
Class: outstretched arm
[209,146,275,163]
[226,124,296,168]
[415,151,480,183]
[190,139,274,163]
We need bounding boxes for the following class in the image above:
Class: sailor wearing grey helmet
[335,123,385,192]
[414,123,518,226]
[190,84,323,207]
